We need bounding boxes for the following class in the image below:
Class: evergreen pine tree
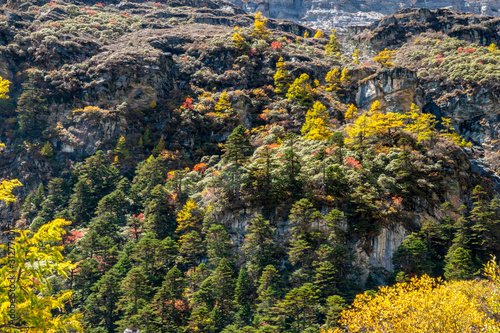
[143,129,152,147]
[152,136,166,156]
[222,125,253,201]
[243,215,277,283]
[206,224,232,267]
[324,295,346,328]
[244,145,280,208]
[116,267,152,331]
[212,258,236,330]
[84,269,122,333]
[177,230,205,269]
[152,267,188,331]
[278,133,303,201]
[114,136,129,160]
[22,183,45,223]
[235,267,253,327]
[256,265,280,322]
[16,80,48,136]
[41,141,54,158]
[444,246,476,281]
[275,283,318,333]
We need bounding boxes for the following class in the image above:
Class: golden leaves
[336,275,498,333]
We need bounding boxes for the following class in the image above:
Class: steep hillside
[2,1,500,332]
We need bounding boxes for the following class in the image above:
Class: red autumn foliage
[81,8,97,15]
[50,23,61,29]
[267,143,279,149]
[120,12,130,17]
[392,196,403,208]
[193,163,207,174]
[436,54,443,58]
[248,48,256,57]
[94,24,101,29]
[271,41,282,51]
[344,156,362,169]
[49,1,59,5]
[183,97,194,110]
[363,62,371,66]
[458,47,476,54]
[109,19,116,23]
[436,58,443,65]
[154,2,163,7]
[64,230,84,244]
[95,2,103,7]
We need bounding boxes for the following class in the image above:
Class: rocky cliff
[227,0,500,31]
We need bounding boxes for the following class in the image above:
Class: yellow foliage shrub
[331,275,499,333]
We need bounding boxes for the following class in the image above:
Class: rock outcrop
[349,8,500,52]
[227,0,500,31]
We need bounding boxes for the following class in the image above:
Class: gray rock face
[227,0,500,30]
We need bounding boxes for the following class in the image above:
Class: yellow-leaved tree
[301,101,332,140]
[340,68,350,86]
[440,117,473,147]
[344,100,382,145]
[0,178,22,207]
[215,91,233,113]
[0,76,10,99]
[252,12,270,40]
[0,219,83,332]
[313,30,324,38]
[232,26,246,50]
[286,73,313,106]
[175,199,204,241]
[325,29,341,54]
[325,259,500,333]
[488,43,499,54]
[352,48,360,64]
[344,104,358,122]
[0,142,22,205]
[373,48,396,68]
[325,69,340,93]
[403,103,437,144]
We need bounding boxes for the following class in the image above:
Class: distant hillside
[227,0,500,30]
